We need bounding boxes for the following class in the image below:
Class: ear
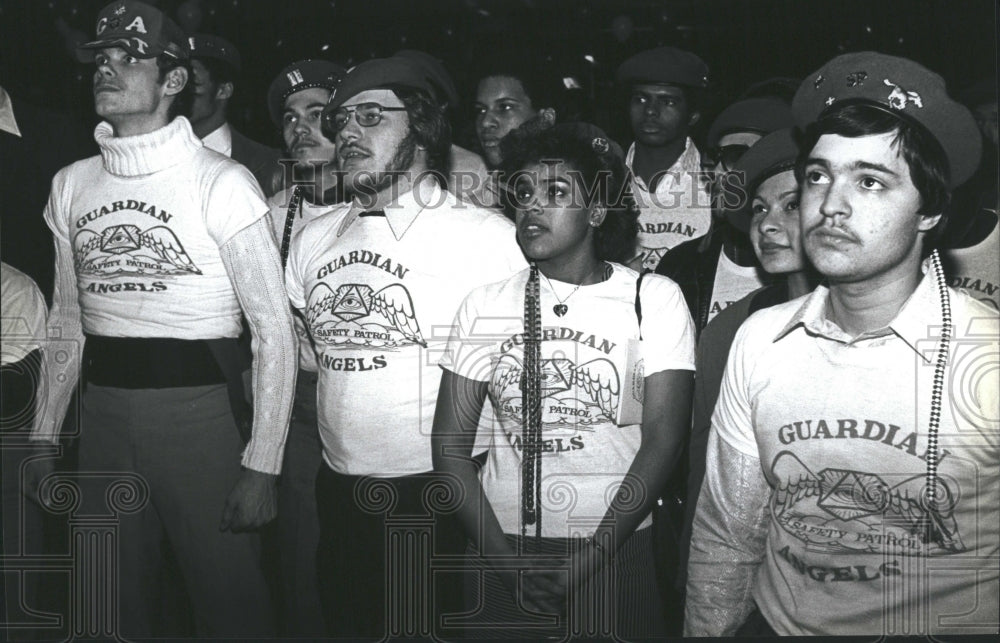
[215,82,234,101]
[687,110,701,128]
[163,67,188,97]
[918,212,943,233]
[588,204,607,228]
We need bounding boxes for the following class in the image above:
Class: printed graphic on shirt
[73,225,202,276]
[490,353,620,427]
[306,282,425,349]
[770,451,964,555]
[949,276,999,310]
[639,246,668,271]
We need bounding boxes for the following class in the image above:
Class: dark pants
[315,464,466,640]
[276,370,324,636]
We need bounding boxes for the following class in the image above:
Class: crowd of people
[1,0,997,639]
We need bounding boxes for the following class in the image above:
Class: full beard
[344,133,418,202]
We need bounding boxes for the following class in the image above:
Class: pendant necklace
[539,262,609,317]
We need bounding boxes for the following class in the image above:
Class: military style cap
[725,128,800,234]
[188,34,241,72]
[615,46,709,89]
[793,51,981,187]
[80,0,189,59]
[394,49,460,107]
[268,59,345,126]
[324,57,435,113]
[707,97,794,150]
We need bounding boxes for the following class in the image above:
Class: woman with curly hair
[433,124,696,638]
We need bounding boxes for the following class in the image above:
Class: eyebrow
[804,157,900,177]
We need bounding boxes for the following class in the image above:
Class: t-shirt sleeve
[42,167,72,242]
[440,286,497,382]
[639,273,696,373]
[711,318,760,457]
[204,161,270,247]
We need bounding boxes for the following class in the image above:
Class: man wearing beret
[188,33,282,197]
[284,56,525,637]
[264,57,347,637]
[24,1,296,636]
[656,96,795,334]
[616,46,712,271]
[686,52,999,636]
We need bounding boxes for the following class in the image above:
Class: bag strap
[635,269,648,340]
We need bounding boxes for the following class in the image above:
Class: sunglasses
[707,144,752,171]
[326,103,407,132]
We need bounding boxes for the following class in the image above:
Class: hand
[23,448,57,508]
[219,468,278,532]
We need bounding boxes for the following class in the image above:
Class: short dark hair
[391,86,452,181]
[797,102,951,254]
[193,56,238,88]
[501,127,639,263]
[156,55,194,121]
[472,57,564,114]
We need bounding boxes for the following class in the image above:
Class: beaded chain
[521,263,543,538]
[279,185,303,269]
[925,249,952,521]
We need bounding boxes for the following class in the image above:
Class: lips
[809,227,857,245]
[518,219,548,239]
[338,147,370,163]
[480,137,500,149]
[94,83,120,94]
[757,241,791,253]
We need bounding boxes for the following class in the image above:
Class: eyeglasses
[707,144,751,171]
[327,103,407,131]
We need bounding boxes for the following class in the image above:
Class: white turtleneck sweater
[34,116,297,474]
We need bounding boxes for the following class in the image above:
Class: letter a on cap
[125,16,147,33]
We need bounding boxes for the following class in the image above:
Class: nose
[644,101,659,117]
[479,108,499,130]
[95,58,114,78]
[819,179,850,220]
[757,209,781,236]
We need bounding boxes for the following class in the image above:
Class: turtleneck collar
[95,116,203,177]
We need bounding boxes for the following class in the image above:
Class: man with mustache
[284,56,525,638]
[685,52,999,636]
[616,47,712,271]
[24,1,296,636]
[264,57,346,637]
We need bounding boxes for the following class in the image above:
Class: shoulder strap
[279,186,302,269]
[635,269,648,340]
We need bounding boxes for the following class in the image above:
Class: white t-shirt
[441,265,696,537]
[942,213,1000,311]
[713,272,1000,635]
[268,187,351,372]
[1,262,46,366]
[706,250,767,325]
[626,138,712,270]
[285,179,526,476]
[44,118,269,339]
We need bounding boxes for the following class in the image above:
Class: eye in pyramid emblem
[817,470,890,520]
[100,224,142,254]
[331,284,373,321]
[539,358,574,396]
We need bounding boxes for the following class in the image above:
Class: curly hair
[500,124,639,263]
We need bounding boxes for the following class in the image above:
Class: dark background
[1,0,997,151]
